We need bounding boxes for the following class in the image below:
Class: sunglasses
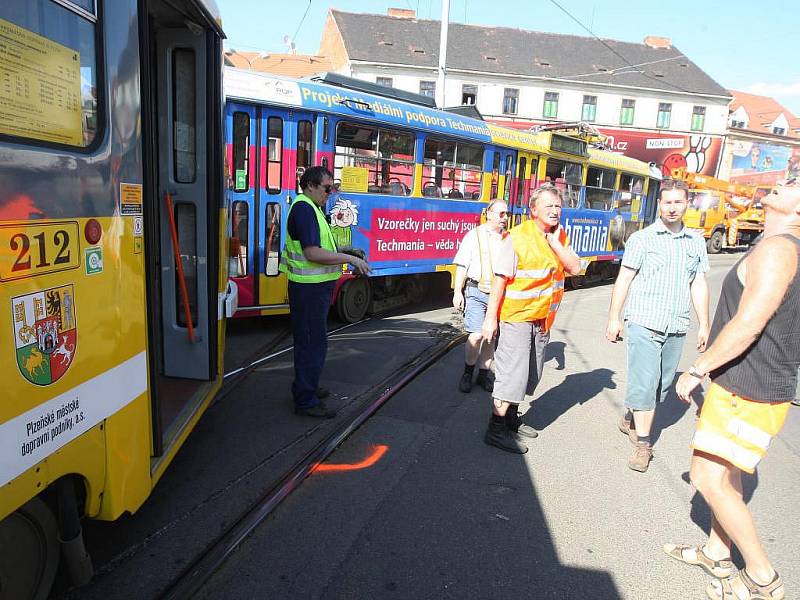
[322,184,334,194]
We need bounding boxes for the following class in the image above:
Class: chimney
[388,8,416,19]
[643,36,672,49]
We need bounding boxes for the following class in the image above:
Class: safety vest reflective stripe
[280,250,341,274]
[505,286,556,300]
[476,225,495,293]
[515,268,552,279]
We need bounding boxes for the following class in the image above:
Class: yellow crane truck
[672,169,765,254]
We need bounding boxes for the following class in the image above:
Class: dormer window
[773,126,786,135]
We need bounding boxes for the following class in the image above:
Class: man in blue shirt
[281,166,370,418]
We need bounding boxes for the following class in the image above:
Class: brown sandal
[663,543,734,578]
[706,569,784,600]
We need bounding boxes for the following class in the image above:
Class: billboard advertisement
[490,120,724,177]
[729,140,800,185]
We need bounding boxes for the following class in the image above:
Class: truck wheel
[707,230,724,254]
[0,497,60,600]
[336,278,372,323]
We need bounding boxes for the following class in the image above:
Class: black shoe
[295,402,336,419]
[458,371,473,393]
[317,387,330,400]
[484,421,528,454]
[506,411,538,439]
[475,371,494,393]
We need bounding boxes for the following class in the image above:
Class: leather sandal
[663,543,733,578]
[706,569,784,600]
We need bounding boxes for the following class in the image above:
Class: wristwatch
[687,365,706,379]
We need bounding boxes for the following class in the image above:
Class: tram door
[227,104,258,307]
[147,23,220,448]
[256,107,317,308]
[511,152,539,227]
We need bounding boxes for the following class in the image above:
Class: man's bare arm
[689,272,710,351]
[481,274,508,342]
[605,266,637,342]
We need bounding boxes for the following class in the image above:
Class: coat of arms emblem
[12,285,77,386]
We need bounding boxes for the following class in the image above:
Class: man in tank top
[665,177,800,600]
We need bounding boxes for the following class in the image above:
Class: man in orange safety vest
[481,184,581,453]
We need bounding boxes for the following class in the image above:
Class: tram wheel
[0,497,60,600]
[336,278,372,323]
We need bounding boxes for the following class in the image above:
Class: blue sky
[216,0,800,115]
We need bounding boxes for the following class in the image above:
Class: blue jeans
[288,280,335,409]
[624,321,686,411]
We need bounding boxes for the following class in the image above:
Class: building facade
[319,8,732,177]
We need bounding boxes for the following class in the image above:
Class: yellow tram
[0,1,235,597]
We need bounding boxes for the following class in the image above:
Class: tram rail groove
[159,331,466,600]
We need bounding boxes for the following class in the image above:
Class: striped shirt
[622,219,709,334]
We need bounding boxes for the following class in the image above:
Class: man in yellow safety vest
[481,184,581,453]
[280,166,370,418]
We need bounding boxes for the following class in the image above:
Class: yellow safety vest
[500,220,568,332]
[279,194,341,283]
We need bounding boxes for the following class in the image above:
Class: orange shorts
[691,382,790,474]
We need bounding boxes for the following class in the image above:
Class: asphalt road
[197,253,800,600]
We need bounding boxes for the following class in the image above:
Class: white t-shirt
[452,224,505,281]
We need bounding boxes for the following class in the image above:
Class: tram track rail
[158,329,466,600]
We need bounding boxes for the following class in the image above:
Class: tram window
[230,201,248,277]
[491,152,501,198]
[174,203,198,327]
[334,121,414,195]
[503,154,514,201]
[423,138,483,200]
[296,120,314,192]
[0,0,101,148]
[265,203,282,276]
[322,117,330,143]
[266,117,283,194]
[544,159,582,208]
[232,112,250,192]
[173,48,197,183]
[585,167,615,210]
[516,157,527,207]
[618,173,644,212]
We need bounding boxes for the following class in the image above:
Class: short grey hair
[529,183,563,205]
[485,198,507,213]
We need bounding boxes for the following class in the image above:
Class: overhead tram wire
[291,0,313,47]
[547,0,695,95]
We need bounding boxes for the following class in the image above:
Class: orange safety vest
[500,220,568,332]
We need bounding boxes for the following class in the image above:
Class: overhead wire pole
[435,0,450,108]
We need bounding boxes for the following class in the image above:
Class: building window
[773,126,786,135]
[730,119,746,128]
[581,95,597,122]
[656,103,672,129]
[543,92,559,118]
[691,106,706,131]
[620,99,635,125]
[503,88,519,115]
[462,84,477,105]
[419,80,436,98]
[376,77,393,87]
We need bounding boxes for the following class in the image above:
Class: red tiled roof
[223,51,333,78]
[728,89,800,139]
